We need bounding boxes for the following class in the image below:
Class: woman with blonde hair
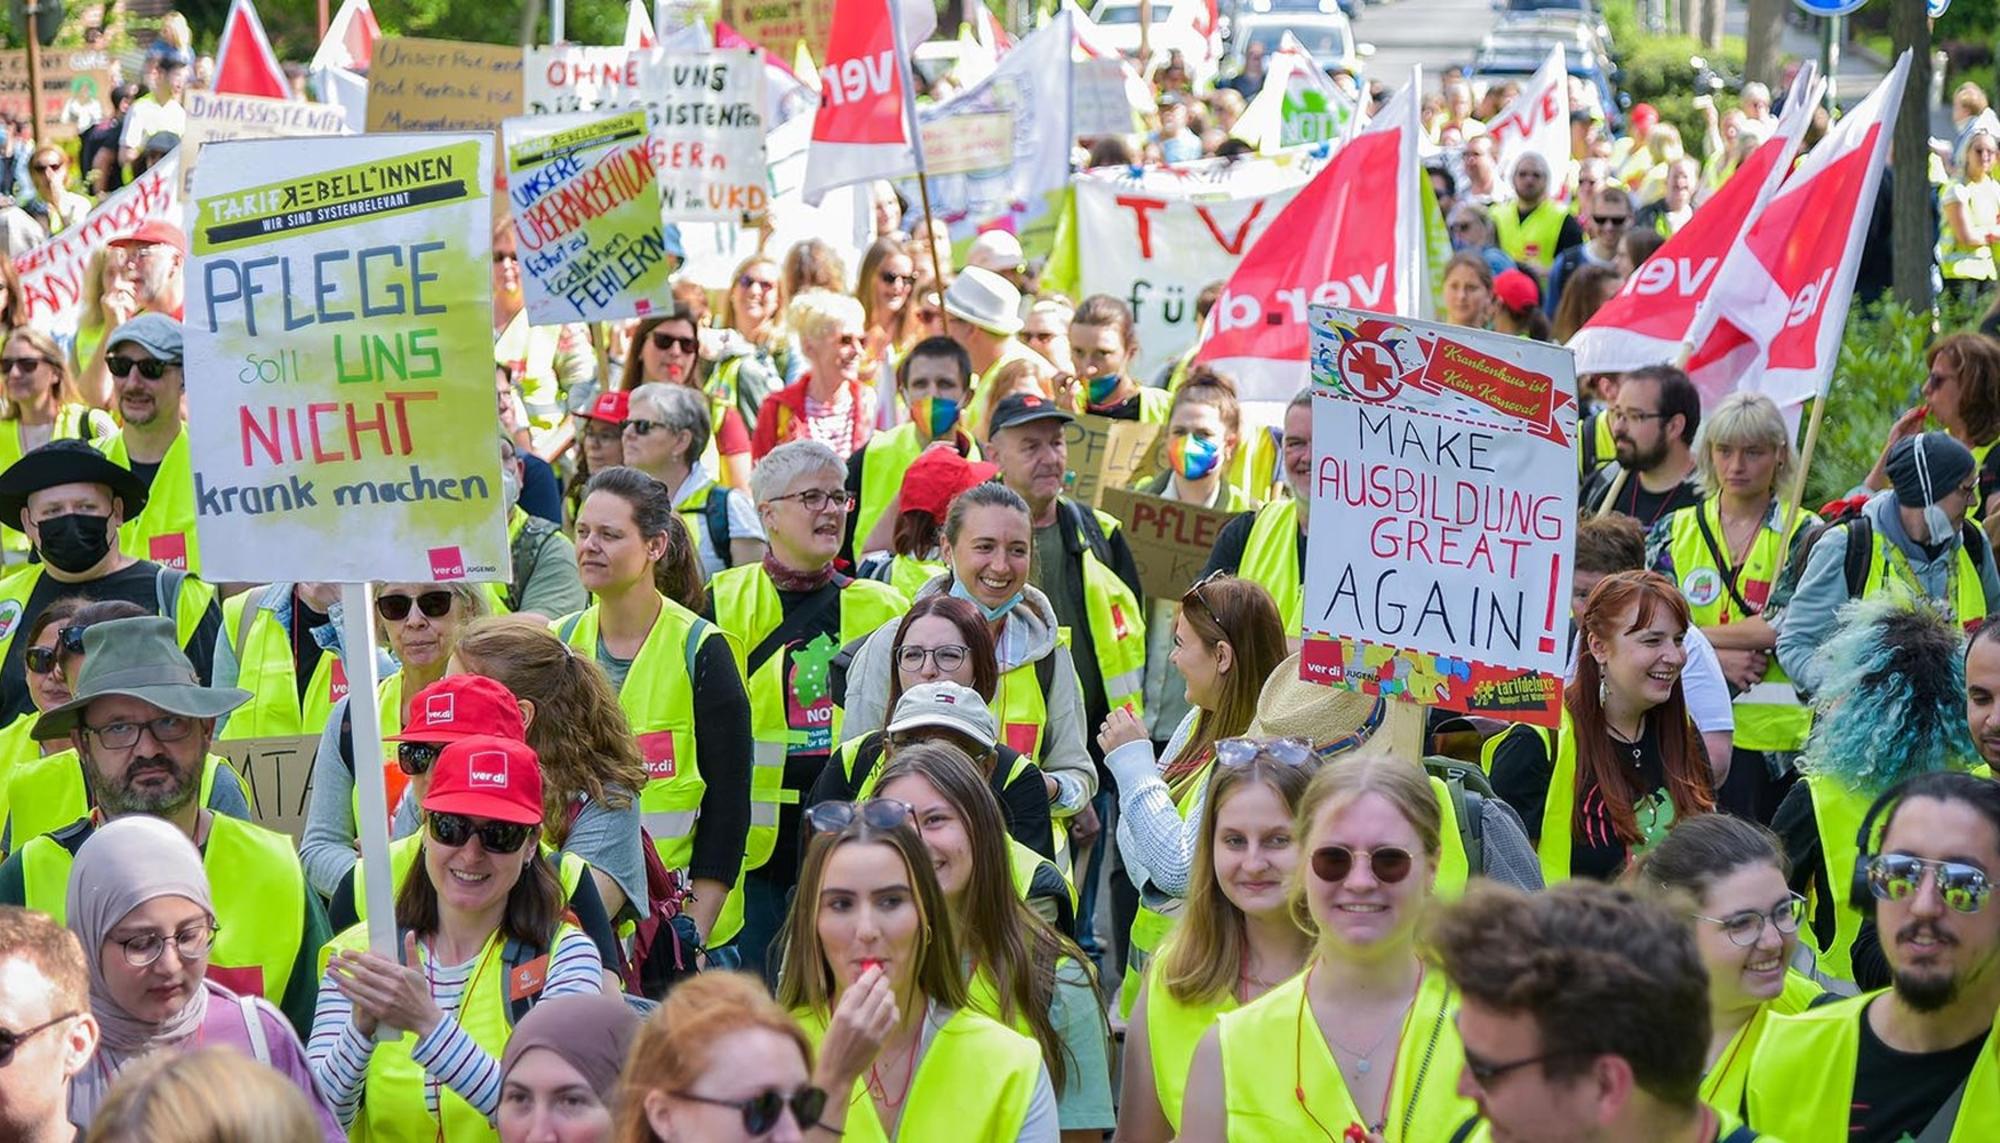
[67,244,135,407]
[84,1048,327,1143]
[0,326,115,562]
[751,290,877,460]
[1180,754,1473,1141]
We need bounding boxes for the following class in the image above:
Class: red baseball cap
[110,219,186,253]
[421,735,544,824]
[582,390,629,425]
[1629,103,1659,132]
[386,675,527,742]
[902,448,998,520]
[1493,268,1540,313]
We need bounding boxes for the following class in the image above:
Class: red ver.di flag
[1300,305,1577,727]
[1484,45,1568,184]
[801,0,936,205]
[1192,71,1424,407]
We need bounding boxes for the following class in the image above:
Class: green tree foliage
[173,0,630,61]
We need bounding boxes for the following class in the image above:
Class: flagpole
[1780,393,1828,547]
[886,0,946,283]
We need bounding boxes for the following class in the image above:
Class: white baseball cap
[886,681,998,743]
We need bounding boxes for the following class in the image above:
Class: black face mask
[36,512,113,574]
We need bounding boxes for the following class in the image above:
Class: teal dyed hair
[1799,592,1980,796]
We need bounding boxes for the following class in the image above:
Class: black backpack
[1778,497,1990,604]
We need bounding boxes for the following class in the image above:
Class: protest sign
[801,0,932,206]
[184,133,511,585]
[365,38,522,132]
[503,110,674,323]
[179,90,351,198]
[13,156,178,339]
[1064,413,1161,509]
[721,0,833,60]
[1299,307,1577,726]
[1102,487,1238,601]
[524,45,651,116]
[919,112,1013,175]
[1234,32,1353,152]
[0,49,114,138]
[221,735,322,842]
[1073,57,1139,138]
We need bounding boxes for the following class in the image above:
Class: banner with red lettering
[1192,74,1424,406]
[1686,54,1908,409]
[1301,305,1578,726]
[1485,45,1568,184]
[1040,151,1323,380]
[13,155,179,341]
[1565,65,1818,381]
[801,0,934,206]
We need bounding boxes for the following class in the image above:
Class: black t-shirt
[1203,507,1306,580]
[292,599,331,702]
[1849,999,1989,1141]
[0,561,222,723]
[1489,716,1677,881]
[129,460,162,493]
[1087,389,1143,421]
[1587,469,1705,531]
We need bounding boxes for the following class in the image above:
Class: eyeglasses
[375,591,453,622]
[1448,221,1479,233]
[427,811,534,854]
[0,356,50,373]
[397,741,443,777]
[1311,844,1414,884]
[106,356,174,380]
[649,331,698,355]
[736,275,778,292]
[493,251,519,265]
[82,715,195,750]
[1591,214,1631,227]
[0,1011,79,1067]
[896,643,970,673]
[1867,854,1994,913]
[623,419,665,436]
[806,798,914,833]
[112,921,217,968]
[1694,893,1805,947]
[769,488,856,514]
[30,162,62,174]
[878,271,917,288]
[1609,407,1667,423]
[24,645,59,675]
[1214,736,1315,770]
[673,1086,829,1135]
[1463,1047,1589,1085]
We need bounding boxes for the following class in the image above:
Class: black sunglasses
[398,741,443,777]
[1591,214,1631,227]
[376,591,453,622]
[1464,1047,1589,1085]
[878,270,917,287]
[673,1086,828,1135]
[106,355,173,380]
[0,1011,79,1067]
[806,798,913,833]
[623,419,665,436]
[24,645,58,675]
[1311,844,1414,884]
[427,811,534,854]
[649,331,698,354]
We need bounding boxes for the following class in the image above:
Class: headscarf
[65,815,220,1119]
[499,993,642,1104]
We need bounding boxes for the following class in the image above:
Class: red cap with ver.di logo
[386,675,527,742]
[422,734,543,824]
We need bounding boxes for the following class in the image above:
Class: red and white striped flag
[800,0,936,206]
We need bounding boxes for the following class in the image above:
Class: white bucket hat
[941,266,1024,337]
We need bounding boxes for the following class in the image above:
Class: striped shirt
[308,928,605,1128]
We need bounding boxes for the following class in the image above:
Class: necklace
[1604,716,1646,766]
[866,1012,924,1110]
[1293,961,1426,1140]
[1317,976,1421,1077]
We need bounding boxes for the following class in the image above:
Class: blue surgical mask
[1925,504,1957,546]
[949,577,1024,623]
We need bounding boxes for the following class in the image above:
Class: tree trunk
[1700,0,1725,50]
[1890,0,1932,312]
[1744,0,1786,88]
[1680,0,1701,42]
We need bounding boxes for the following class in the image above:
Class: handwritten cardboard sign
[1102,487,1238,601]
[219,735,321,842]
[366,38,523,133]
[919,110,1015,176]
[1063,413,1161,509]
[180,90,350,199]
[0,49,114,139]
[721,0,834,59]
[1299,306,1577,726]
[504,109,673,323]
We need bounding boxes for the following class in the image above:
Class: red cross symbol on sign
[1338,339,1403,402]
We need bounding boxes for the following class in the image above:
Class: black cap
[988,392,1075,434]
[0,439,149,534]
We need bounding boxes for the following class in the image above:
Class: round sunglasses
[1311,844,1414,884]
[376,591,453,622]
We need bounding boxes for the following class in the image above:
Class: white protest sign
[179,90,351,198]
[1073,56,1138,137]
[504,110,675,324]
[1300,306,1577,727]
[13,156,178,340]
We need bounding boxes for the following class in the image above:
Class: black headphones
[1848,784,1905,913]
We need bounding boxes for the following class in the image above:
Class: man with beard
[107,220,184,321]
[1746,770,2000,1140]
[1965,621,2000,770]
[90,313,201,575]
[1583,364,1704,525]
[0,617,328,1038]
[0,438,219,725]
[1204,386,1312,640]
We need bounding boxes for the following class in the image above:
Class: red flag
[213,0,289,99]
[1686,53,1910,408]
[624,0,658,49]
[1566,65,1819,380]
[801,0,935,206]
[1191,75,1423,405]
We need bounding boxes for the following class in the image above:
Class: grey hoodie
[842,574,1097,814]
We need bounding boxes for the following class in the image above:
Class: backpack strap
[1962,519,1990,575]
[1064,498,1114,566]
[1459,786,1487,878]
[1841,516,1873,601]
[500,936,548,1026]
[1718,1128,1761,1143]
[154,566,187,625]
[684,617,712,677]
[1691,504,1758,617]
[237,993,272,1067]
[510,517,558,612]
[704,488,733,569]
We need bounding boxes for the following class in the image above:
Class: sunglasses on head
[427,811,534,854]
[376,591,453,622]
[1868,854,1994,913]
[398,740,443,776]
[1311,844,1414,884]
[0,1012,79,1068]
[106,355,173,380]
[649,331,698,355]
[674,1086,829,1135]
[1213,736,1315,770]
[806,798,913,833]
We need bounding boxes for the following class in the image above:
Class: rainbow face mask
[1169,433,1223,481]
[908,396,960,439]
[1086,373,1123,406]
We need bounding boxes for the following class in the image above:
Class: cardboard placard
[0,49,115,139]
[219,735,321,842]
[1073,57,1136,138]
[503,109,674,324]
[1102,487,1238,601]
[1063,413,1161,508]
[919,110,1015,176]
[720,0,834,59]
[179,90,350,199]
[366,37,523,133]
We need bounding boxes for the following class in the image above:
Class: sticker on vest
[1111,603,1130,641]
[784,633,841,754]
[508,954,550,1001]
[149,532,188,570]
[0,599,22,644]
[207,963,266,998]
[1004,722,1039,758]
[1681,567,1724,608]
[329,658,350,704]
[638,730,677,780]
